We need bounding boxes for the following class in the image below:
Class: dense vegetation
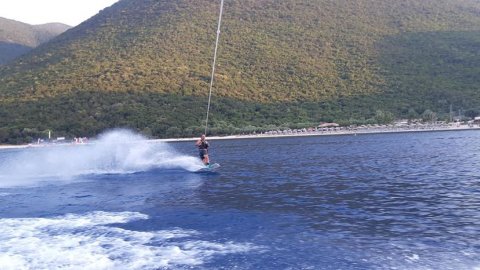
[0,0,480,143]
[0,17,70,64]
[0,90,355,143]
[378,31,480,113]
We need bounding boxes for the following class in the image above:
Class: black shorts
[199,149,208,159]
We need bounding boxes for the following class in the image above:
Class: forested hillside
[0,17,70,64]
[0,0,479,143]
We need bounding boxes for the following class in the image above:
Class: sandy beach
[0,144,32,149]
[156,124,480,142]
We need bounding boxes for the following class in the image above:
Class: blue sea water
[0,129,479,269]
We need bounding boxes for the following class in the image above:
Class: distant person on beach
[195,134,210,165]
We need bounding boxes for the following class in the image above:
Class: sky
[0,0,119,26]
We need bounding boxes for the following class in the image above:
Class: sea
[0,129,478,270]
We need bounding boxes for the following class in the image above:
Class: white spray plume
[0,129,204,188]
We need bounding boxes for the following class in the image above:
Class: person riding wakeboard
[195,134,210,166]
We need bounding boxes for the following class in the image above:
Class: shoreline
[156,124,480,142]
[1,125,479,149]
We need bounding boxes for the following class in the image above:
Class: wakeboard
[196,163,221,173]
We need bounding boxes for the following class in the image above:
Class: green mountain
[0,17,70,65]
[0,0,480,143]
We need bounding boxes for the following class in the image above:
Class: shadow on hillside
[375,30,480,113]
[0,42,32,65]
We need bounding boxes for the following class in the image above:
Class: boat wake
[0,130,204,188]
[0,211,260,269]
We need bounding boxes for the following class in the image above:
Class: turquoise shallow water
[0,130,479,269]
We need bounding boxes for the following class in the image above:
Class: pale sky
[0,0,119,26]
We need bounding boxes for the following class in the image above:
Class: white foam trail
[0,129,205,188]
[0,211,260,270]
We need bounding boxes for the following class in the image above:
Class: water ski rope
[204,0,224,135]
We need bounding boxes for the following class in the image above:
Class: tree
[166,127,181,138]
[407,108,418,123]
[375,110,395,124]
[464,109,480,119]
[422,109,437,123]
